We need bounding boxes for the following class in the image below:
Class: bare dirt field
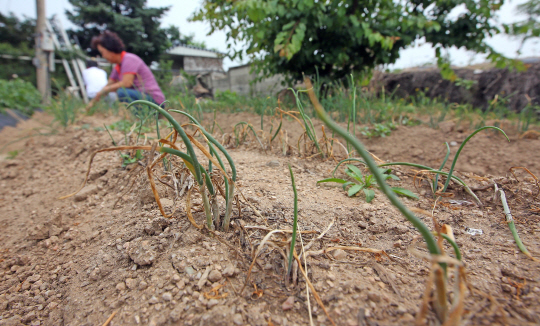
[0,111,539,326]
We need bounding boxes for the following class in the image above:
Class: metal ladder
[46,15,89,103]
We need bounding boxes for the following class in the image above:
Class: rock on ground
[127,240,157,266]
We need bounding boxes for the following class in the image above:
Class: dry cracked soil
[0,111,539,326]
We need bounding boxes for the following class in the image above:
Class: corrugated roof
[167,44,225,58]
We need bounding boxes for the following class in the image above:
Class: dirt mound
[0,113,539,326]
[377,63,540,112]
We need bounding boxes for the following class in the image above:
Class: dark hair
[91,31,125,54]
[86,59,98,68]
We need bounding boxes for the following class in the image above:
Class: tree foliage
[0,13,37,83]
[505,0,540,53]
[192,0,521,83]
[165,26,209,50]
[66,0,182,64]
[0,12,35,51]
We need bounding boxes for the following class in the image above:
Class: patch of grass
[45,91,83,127]
[360,122,397,138]
[108,119,153,134]
[7,150,19,159]
[84,96,119,116]
[0,78,41,116]
[517,104,540,133]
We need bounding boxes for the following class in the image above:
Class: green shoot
[497,185,539,262]
[378,162,482,206]
[438,233,462,261]
[287,164,298,275]
[433,143,450,193]
[289,88,324,157]
[233,122,266,152]
[304,77,463,323]
[103,124,117,146]
[347,74,357,156]
[271,121,282,142]
[442,126,509,192]
[303,76,440,256]
[127,100,211,227]
[169,109,237,232]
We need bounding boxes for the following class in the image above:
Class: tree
[66,0,180,64]
[0,12,35,52]
[192,0,521,83]
[0,13,36,83]
[0,13,73,87]
[165,25,209,49]
[505,0,540,53]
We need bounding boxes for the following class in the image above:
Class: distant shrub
[215,89,240,104]
[0,78,41,115]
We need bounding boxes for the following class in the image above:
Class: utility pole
[35,0,52,103]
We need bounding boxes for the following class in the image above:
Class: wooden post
[35,0,50,103]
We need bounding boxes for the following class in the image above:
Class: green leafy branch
[274,21,306,60]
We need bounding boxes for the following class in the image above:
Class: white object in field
[465,227,483,236]
[82,67,108,99]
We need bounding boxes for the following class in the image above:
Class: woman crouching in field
[86,30,165,109]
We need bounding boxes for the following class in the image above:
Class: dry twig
[101,310,118,326]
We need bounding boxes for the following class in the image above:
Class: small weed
[317,164,417,202]
[455,78,477,90]
[360,122,396,138]
[7,150,19,159]
[215,89,240,104]
[119,150,143,167]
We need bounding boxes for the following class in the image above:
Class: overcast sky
[2,0,539,70]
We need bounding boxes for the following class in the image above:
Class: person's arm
[97,74,135,98]
[86,75,135,111]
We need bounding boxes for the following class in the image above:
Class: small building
[164,44,225,75]
[208,64,286,96]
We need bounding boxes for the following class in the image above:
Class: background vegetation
[66,0,209,64]
[192,0,524,84]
